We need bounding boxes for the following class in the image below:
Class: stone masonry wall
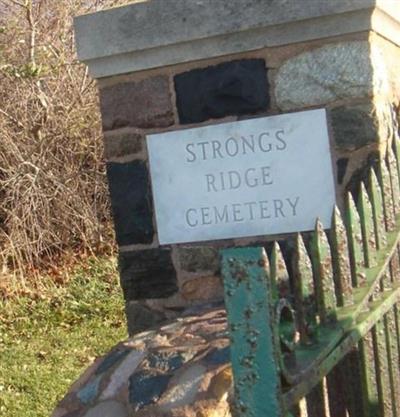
[98,31,400,334]
[53,304,231,417]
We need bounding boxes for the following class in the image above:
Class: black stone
[129,370,171,411]
[95,349,130,375]
[183,300,225,316]
[125,302,166,336]
[174,59,269,124]
[178,246,220,273]
[345,152,380,196]
[147,352,185,373]
[331,104,380,150]
[336,158,349,185]
[106,161,154,246]
[119,249,178,300]
[204,346,230,366]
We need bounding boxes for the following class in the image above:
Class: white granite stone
[84,401,128,417]
[159,364,206,410]
[100,350,145,400]
[275,41,379,111]
[147,109,335,245]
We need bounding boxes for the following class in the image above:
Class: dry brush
[0,0,133,277]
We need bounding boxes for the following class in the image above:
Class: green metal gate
[221,131,400,417]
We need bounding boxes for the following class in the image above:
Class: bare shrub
[0,0,133,277]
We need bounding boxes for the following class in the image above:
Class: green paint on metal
[388,307,400,417]
[286,216,399,388]
[330,206,353,307]
[217,146,400,417]
[283,322,349,385]
[393,304,400,376]
[367,168,390,292]
[359,333,380,417]
[388,147,400,216]
[311,219,337,324]
[379,158,396,232]
[221,247,282,417]
[334,351,366,417]
[358,182,377,268]
[283,285,400,409]
[388,244,400,288]
[326,362,348,417]
[368,169,387,250]
[276,298,297,384]
[383,313,398,417]
[371,319,394,417]
[292,233,316,344]
[283,220,400,407]
[270,242,290,301]
[270,243,298,383]
[393,132,400,190]
[346,192,364,286]
[348,219,400,318]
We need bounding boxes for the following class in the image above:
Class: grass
[0,257,126,417]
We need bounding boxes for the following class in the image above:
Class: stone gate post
[74,0,400,334]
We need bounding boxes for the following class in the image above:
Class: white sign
[146,109,335,245]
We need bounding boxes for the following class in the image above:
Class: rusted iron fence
[221,130,400,417]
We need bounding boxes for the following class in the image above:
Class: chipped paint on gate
[221,247,282,417]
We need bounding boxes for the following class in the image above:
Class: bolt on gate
[221,128,400,417]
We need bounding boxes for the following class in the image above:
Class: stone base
[52,304,232,417]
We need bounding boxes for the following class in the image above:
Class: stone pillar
[74,0,400,334]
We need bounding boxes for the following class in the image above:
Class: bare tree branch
[0,0,114,277]
[25,0,36,66]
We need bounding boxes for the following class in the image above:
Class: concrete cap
[74,0,400,78]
